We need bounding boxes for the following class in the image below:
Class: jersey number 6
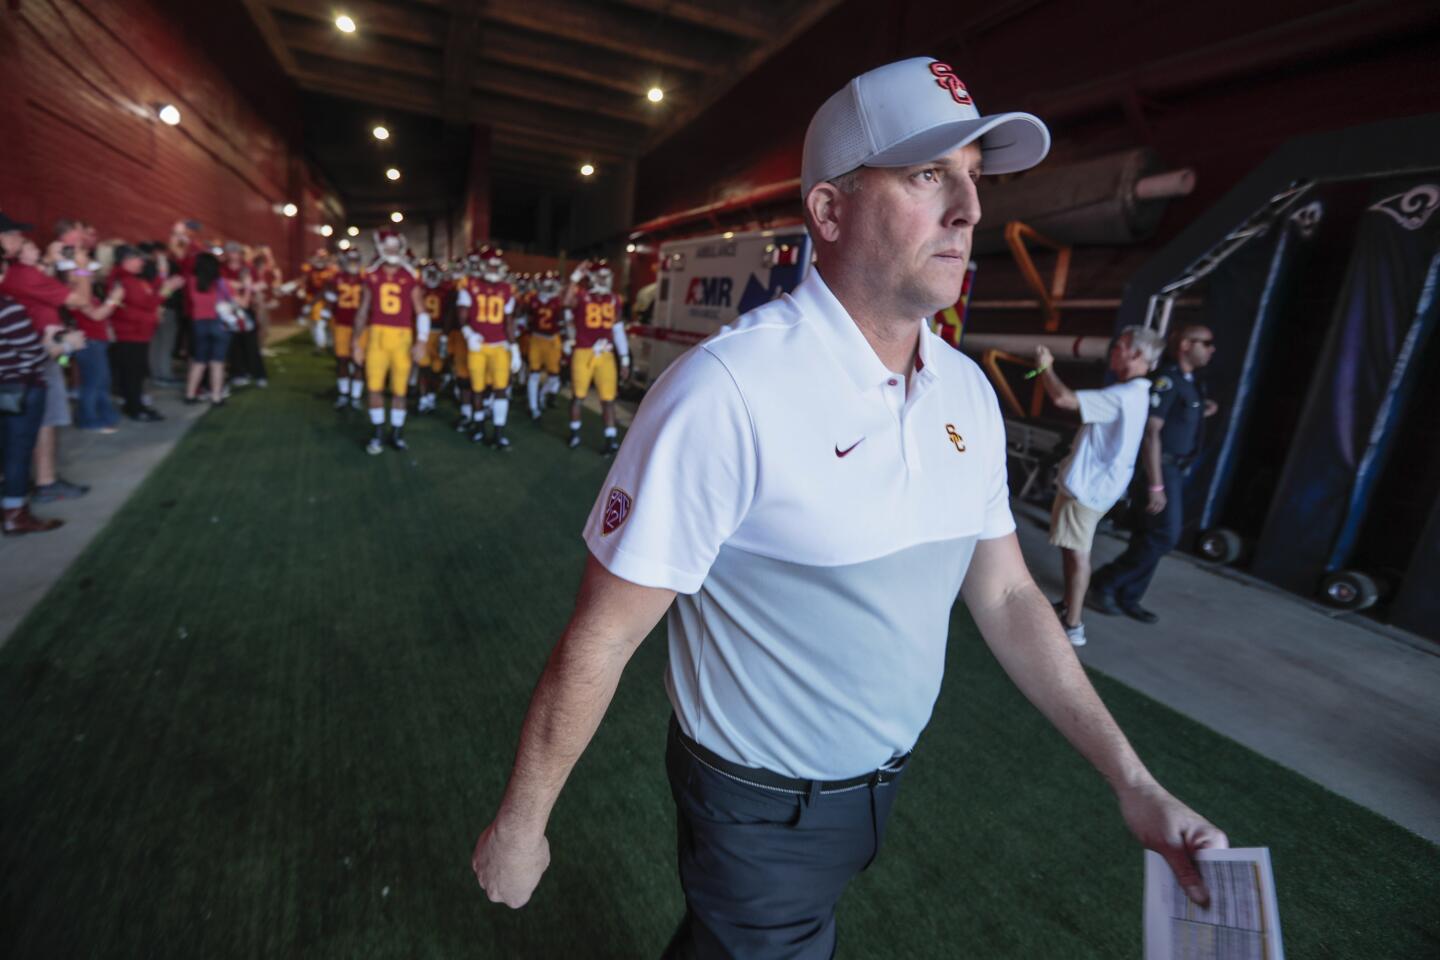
[380,283,402,315]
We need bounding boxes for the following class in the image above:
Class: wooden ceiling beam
[481,0,734,76]
[242,0,300,74]
[645,0,847,151]
[475,94,641,156]
[474,62,659,127]
[608,0,772,41]
[281,16,440,81]
[262,0,445,48]
[490,125,632,165]
[479,26,702,99]
[440,0,485,125]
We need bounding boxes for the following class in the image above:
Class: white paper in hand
[1143,848,1284,960]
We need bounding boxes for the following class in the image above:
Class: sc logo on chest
[945,424,966,452]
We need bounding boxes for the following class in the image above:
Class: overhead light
[320,225,334,237]
[338,238,351,250]
[386,167,401,181]
[647,87,664,103]
[347,226,359,237]
[625,243,636,253]
[390,211,404,223]
[579,162,595,177]
[157,104,181,126]
[722,231,734,240]
[335,14,356,33]
[282,203,298,218]
[372,125,389,141]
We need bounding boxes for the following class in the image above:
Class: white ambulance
[628,227,813,387]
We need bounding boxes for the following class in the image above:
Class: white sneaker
[1064,621,1087,647]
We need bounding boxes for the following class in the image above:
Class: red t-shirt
[363,266,419,329]
[0,262,69,335]
[74,294,109,342]
[110,270,163,342]
[462,278,513,344]
[571,291,623,349]
[530,295,564,336]
[186,275,221,322]
[330,273,365,327]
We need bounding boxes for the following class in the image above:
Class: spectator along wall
[0,0,335,276]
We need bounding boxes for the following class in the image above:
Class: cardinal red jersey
[331,273,366,327]
[572,291,623,349]
[530,294,564,336]
[461,278,514,344]
[303,264,336,299]
[420,286,445,325]
[364,265,419,329]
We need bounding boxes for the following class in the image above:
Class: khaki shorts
[1049,491,1105,551]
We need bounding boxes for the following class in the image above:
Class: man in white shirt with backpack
[1035,326,1165,646]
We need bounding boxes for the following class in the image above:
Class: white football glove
[509,342,522,373]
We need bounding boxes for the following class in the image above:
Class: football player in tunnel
[327,248,368,410]
[452,249,483,432]
[456,245,521,450]
[565,259,628,455]
[526,270,567,420]
[351,231,429,455]
[299,248,336,351]
[415,260,448,414]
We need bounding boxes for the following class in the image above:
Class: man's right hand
[1146,486,1167,515]
[472,820,551,909]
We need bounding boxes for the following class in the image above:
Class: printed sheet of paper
[1144,847,1284,960]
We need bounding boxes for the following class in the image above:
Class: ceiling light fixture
[347,226,360,237]
[338,238,351,250]
[647,87,664,103]
[386,167,401,181]
[157,104,181,126]
[372,125,389,141]
[625,243,636,253]
[320,225,334,237]
[390,211,404,223]
[282,203,298,218]
[335,14,356,33]
[579,162,595,177]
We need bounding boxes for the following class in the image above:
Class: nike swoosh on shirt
[835,438,865,458]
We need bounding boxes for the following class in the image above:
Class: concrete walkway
[0,383,209,640]
[1014,502,1440,844]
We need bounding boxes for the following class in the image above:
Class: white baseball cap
[802,57,1051,197]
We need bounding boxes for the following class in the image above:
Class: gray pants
[150,307,179,382]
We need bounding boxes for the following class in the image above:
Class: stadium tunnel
[1,1,1438,958]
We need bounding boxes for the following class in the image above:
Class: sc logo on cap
[928,62,973,106]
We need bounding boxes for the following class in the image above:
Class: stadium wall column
[461,124,492,249]
[0,0,323,277]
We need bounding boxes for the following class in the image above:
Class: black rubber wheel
[1319,570,1380,611]
[1197,528,1244,564]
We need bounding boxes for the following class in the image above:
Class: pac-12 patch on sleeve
[602,487,633,536]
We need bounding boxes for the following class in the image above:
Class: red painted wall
[0,0,332,277]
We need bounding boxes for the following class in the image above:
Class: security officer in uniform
[1089,324,1218,622]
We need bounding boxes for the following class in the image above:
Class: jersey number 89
[584,301,615,329]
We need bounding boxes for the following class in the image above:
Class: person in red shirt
[351,232,429,455]
[0,214,96,499]
[182,251,236,406]
[221,243,266,388]
[53,249,123,431]
[109,245,183,420]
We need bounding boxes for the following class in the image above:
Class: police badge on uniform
[602,487,633,536]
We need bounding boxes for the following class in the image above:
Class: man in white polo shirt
[1035,327,1165,646]
[471,57,1226,959]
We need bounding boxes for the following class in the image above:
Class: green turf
[0,340,1436,958]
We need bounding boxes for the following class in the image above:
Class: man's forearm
[493,624,637,837]
[1038,367,1078,410]
[971,581,1155,792]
